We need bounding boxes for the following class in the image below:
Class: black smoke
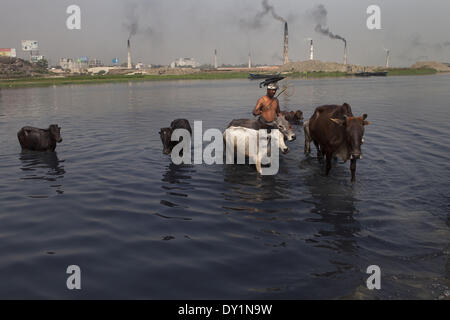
[123,2,154,40]
[310,4,346,45]
[240,0,286,30]
[260,0,286,22]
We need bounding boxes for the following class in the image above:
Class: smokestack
[310,39,314,60]
[214,49,218,69]
[127,39,132,69]
[343,41,348,65]
[283,22,289,64]
[385,49,390,68]
[248,52,252,69]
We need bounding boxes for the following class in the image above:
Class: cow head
[159,127,173,155]
[277,130,290,154]
[49,125,63,143]
[275,115,296,141]
[294,110,303,121]
[330,114,371,160]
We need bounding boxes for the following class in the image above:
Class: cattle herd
[17,104,370,182]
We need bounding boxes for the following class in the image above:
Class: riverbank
[0,72,250,88]
[0,68,441,89]
[290,68,438,78]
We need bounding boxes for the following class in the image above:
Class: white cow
[223,127,289,175]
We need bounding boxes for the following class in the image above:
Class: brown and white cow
[304,103,371,181]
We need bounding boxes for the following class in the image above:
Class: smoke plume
[123,2,154,40]
[310,4,346,45]
[259,0,286,23]
[240,0,286,30]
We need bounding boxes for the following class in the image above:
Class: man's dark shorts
[258,116,277,132]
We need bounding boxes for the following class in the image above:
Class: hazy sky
[1,0,449,67]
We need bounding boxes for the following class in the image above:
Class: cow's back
[309,103,353,122]
[17,126,51,151]
[227,119,266,130]
[170,119,192,134]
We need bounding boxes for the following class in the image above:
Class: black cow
[17,125,63,152]
[159,119,192,155]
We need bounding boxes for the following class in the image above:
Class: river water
[0,74,449,299]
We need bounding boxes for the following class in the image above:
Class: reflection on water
[160,162,196,209]
[223,164,289,203]
[19,151,65,195]
[161,162,194,186]
[303,169,361,278]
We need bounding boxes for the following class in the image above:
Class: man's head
[266,83,278,98]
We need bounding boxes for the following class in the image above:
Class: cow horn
[330,117,345,126]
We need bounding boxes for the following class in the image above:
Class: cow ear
[362,114,368,120]
[363,121,371,126]
[330,118,345,126]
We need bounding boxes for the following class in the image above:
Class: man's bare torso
[253,95,280,122]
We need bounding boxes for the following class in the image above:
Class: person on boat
[252,82,281,129]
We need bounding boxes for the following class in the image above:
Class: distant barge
[248,73,281,80]
[354,71,388,77]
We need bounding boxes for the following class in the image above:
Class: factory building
[170,58,200,68]
[59,58,88,73]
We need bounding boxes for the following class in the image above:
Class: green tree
[36,58,48,69]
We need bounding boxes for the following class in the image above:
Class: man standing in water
[252,83,281,128]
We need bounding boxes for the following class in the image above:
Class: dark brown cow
[17,125,63,152]
[304,103,371,181]
[281,110,303,124]
[159,119,192,155]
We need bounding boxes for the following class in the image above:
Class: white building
[59,58,73,70]
[88,59,103,67]
[59,58,88,73]
[170,57,200,68]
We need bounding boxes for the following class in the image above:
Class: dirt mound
[411,61,450,72]
[0,57,48,78]
[280,60,379,74]
[106,67,200,76]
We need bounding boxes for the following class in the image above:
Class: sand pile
[0,57,48,78]
[279,60,383,74]
[411,61,450,72]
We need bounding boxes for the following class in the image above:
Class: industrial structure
[283,22,289,64]
[127,39,132,69]
[343,42,348,65]
[385,49,390,68]
[170,58,200,68]
[309,39,314,60]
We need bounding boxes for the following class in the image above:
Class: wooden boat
[248,73,281,79]
[355,71,388,77]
